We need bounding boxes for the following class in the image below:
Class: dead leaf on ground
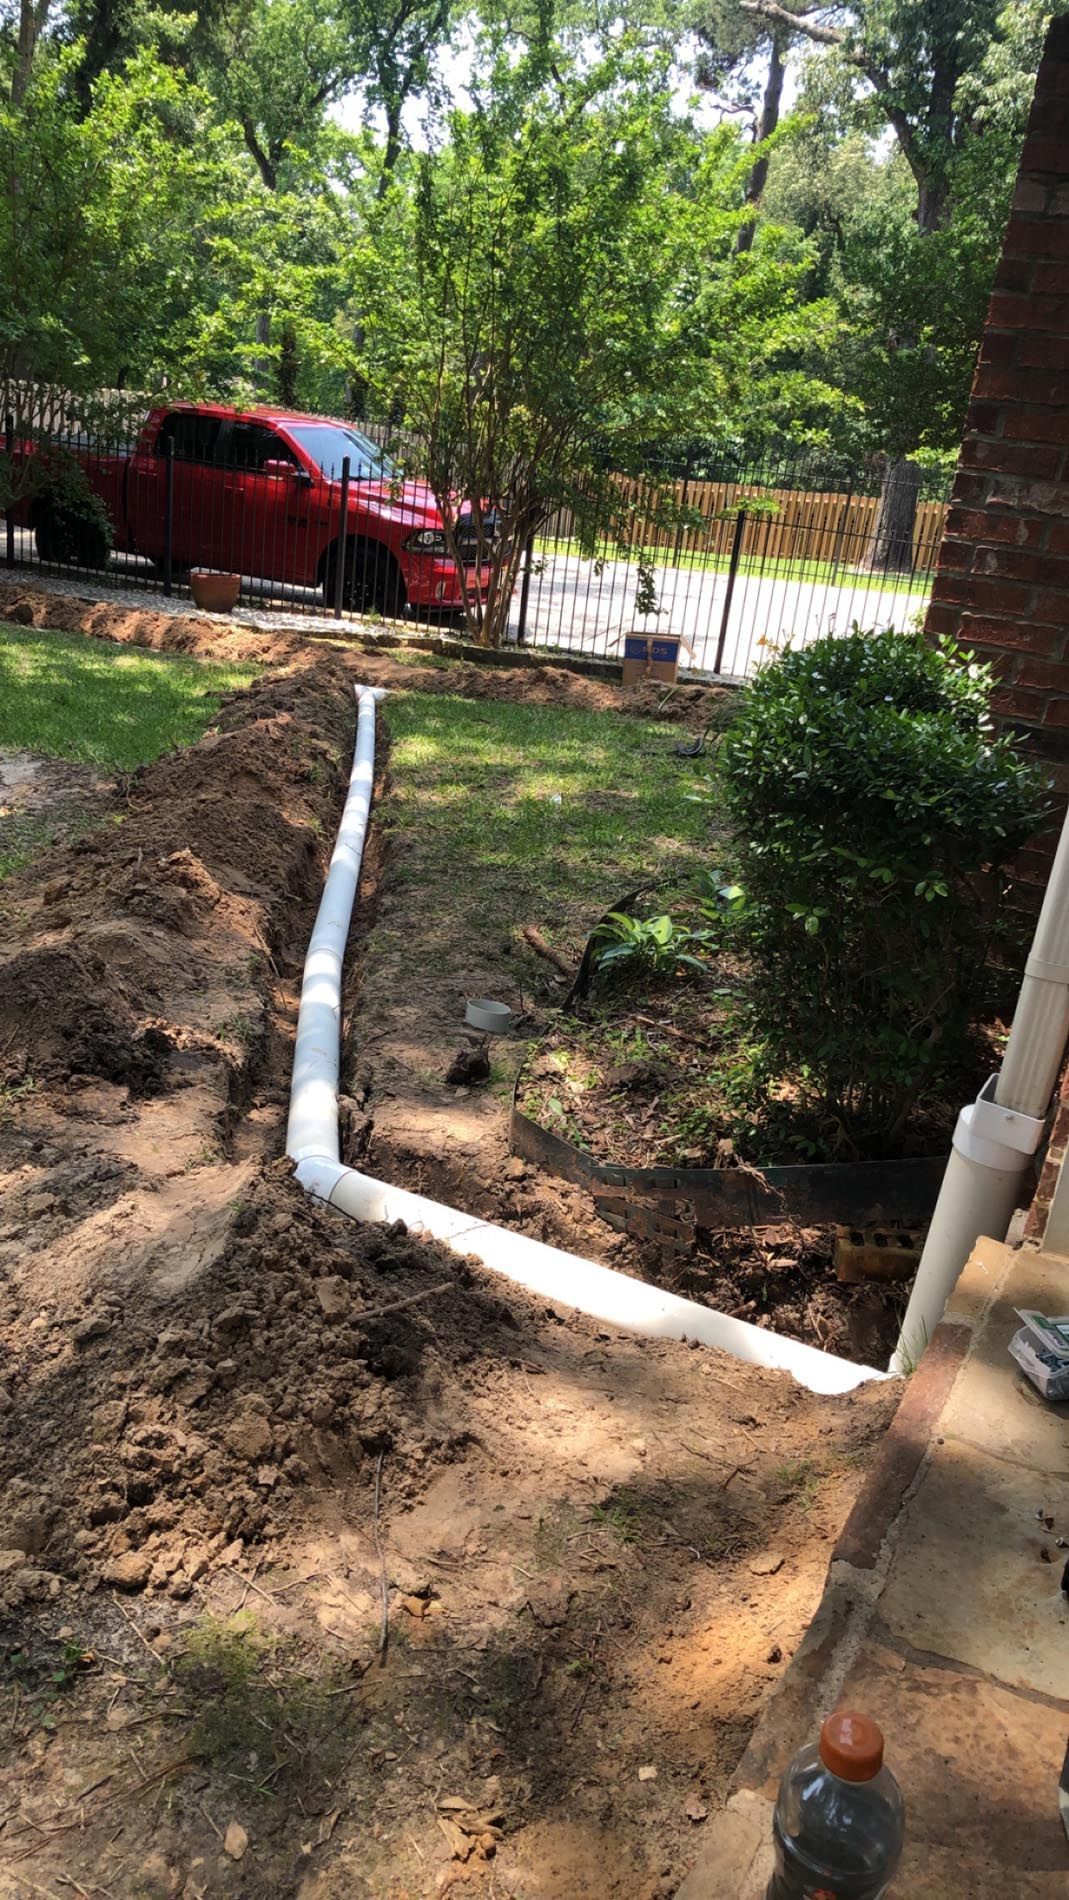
[224,1820,248,1860]
[316,1808,342,1845]
[749,1551,785,1576]
[638,1765,658,1783]
[685,1795,709,1823]
[435,1795,505,1860]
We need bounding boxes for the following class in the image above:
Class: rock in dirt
[224,1411,274,1461]
[749,1551,785,1577]
[316,1276,350,1321]
[445,1043,491,1087]
[103,1549,152,1591]
[224,1820,248,1861]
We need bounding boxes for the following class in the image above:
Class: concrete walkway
[676,1235,1069,1898]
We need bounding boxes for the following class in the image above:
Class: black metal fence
[1,397,950,678]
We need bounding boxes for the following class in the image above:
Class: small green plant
[591,910,711,980]
[29,447,114,566]
[775,1459,822,1511]
[590,1497,639,1544]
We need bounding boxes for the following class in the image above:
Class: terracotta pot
[189,570,241,614]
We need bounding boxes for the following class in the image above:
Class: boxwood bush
[717,628,1047,1158]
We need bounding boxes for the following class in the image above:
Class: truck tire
[325,541,407,620]
[34,505,108,570]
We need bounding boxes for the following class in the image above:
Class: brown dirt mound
[0,577,732,725]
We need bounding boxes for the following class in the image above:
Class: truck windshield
[284,423,401,483]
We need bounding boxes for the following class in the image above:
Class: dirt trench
[0,629,895,1899]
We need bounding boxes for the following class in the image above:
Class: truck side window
[222,424,296,473]
[159,413,223,464]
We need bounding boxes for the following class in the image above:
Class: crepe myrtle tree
[356,40,830,647]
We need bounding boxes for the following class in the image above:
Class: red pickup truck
[20,402,497,617]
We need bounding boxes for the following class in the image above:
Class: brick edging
[833,1322,971,1571]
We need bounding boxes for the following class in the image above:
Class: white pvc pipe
[287,684,380,1166]
[890,801,1069,1374]
[288,687,886,1398]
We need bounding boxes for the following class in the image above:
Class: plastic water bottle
[766,1710,904,1900]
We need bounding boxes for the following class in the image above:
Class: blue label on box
[624,636,650,661]
[651,639,680,662]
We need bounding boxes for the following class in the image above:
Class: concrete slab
[940,1248,1069,1478]
[878,1434,1069,1694]
[674,1789,774,1900]
[834,1640,1068,1876]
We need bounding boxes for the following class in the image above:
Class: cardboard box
[621,634,685,686]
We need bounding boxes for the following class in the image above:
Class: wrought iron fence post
[4,414,14,570]
[162,435,175,596]
[334,456,351,620]
[515,531,535,645]
[713,508,747,677]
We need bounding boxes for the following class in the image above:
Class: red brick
[1016,655,1069,690]
[1029,587,1069,623]
[993,686,1047,720]
[967,401,1003,435]
[993,260,1035,298]
[934,574,1034,613]
[956,614,1060,654]
[988,291,1069,329]
[923,603,963,637]
[977,548,1069,586]
[1044,696,1069,725]
[973,363,1069,404]
[948,472,991,507]
[1020,134,1069,176]
[1015,330,1069,368]
[1000,409,1069,442]
[1030,259,1069,295]
[987,474,1069,515]
[1036,51,1069,98]
[1028,97,1069,140]
[960,436,1062,478]
[936,536,974,573]
[1012,178,1050,216]
[977,330,1019,369]
[1047,520,1069,554]
[946,508,1047,547]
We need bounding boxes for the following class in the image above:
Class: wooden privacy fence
[545,477,948,574]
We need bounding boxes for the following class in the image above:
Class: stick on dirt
[520,924,573,979]
[357,1281,454,1325]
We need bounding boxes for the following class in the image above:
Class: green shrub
[716,628,1047,1157]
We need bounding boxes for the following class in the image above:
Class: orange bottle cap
[819,1710,885,1782]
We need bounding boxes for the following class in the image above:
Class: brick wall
[926,14,1069,902]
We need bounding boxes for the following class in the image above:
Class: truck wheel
[326,544,407,620]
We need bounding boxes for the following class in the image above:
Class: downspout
[288,687,887,1398]
[890,802,1069,1373]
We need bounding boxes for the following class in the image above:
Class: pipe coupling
[952,1074,1047,1173]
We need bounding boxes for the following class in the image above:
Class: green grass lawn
[0,622,257,770]
[380,691,717,944]
[532,536,935,599]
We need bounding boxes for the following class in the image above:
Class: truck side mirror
[263,458,310,483]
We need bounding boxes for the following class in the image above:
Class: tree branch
[737,1,843,47]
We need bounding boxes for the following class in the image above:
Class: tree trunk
[12,0,50,106]
[277,321,299,406]
[861,458,922,574]
[736,32,785,256]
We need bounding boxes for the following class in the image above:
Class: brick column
[926,15,1069,899]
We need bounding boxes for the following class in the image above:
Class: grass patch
[0,621,257,770]
[173,1613,354,1798]
[380,692,718,941]
[532,537,935,599]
